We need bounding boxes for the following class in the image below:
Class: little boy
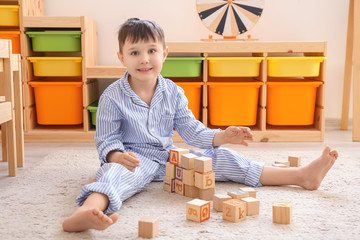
[62,18,338,232]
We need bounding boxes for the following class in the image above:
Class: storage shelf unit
[165,41,327,142]
[22,39,326,142]
[21,16,98,142]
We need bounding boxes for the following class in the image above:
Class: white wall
[44,0,350,119]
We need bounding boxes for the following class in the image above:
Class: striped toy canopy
[196,0,264,37]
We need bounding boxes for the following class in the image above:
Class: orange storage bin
[207,81,263,126]
[28,80,83,125]
[175,82,204,120]
[266,80,323,125]
[0,31,20,53]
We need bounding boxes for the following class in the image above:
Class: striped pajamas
[76,72,264,214]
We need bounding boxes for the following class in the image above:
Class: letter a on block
[169,151,178,165]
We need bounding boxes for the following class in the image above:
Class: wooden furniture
[21,16,98,142]
[20,41,326,142]
[0,39,24,176]
[341,0,360,141]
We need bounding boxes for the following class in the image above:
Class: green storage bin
[25,31,82,52]
[161,57,204,77]
[86,101,98,126]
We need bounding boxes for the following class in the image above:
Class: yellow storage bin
[27,57,83,77]
[0,5,19,27]
[28,80,84,125]
[207,81,263,126]
[207,57,264,77]
[175,82,204,120]
[266,80,323,125]
[267,57,326,77]
[0,31,20,53]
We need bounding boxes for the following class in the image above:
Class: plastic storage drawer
[0,31,20,53]
[266,80,323,125]
[161,57,204,77]
[175,82,204,120]
[86,101,98,126]
[28,81,84,125]
[27,57,83,77]
[0,5,19,27]
[26,31,82,52]
[207,81,263,126]
[207,57,264,77]
[267,57,326,77]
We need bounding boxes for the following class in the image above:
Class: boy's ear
[163,46,169,62]
[117,52,124,64]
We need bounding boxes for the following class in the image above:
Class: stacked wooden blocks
[213,187,259,223]
[164,148,215,201]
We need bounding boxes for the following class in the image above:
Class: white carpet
[0,148,359,239]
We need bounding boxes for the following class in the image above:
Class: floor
[1,119,359,181]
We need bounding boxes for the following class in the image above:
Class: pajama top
[94,72,220,166]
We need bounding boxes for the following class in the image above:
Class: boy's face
[118,39,168,84]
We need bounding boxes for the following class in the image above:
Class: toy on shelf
[196,0,264,40]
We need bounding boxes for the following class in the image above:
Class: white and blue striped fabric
[76,72,264,214]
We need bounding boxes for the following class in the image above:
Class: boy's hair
[118,18,166,54]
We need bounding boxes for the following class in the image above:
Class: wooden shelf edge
[23,16,83,28]
[86,66,127,78]
[24,130,95,142]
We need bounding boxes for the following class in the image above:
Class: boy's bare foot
[62,206,119,232]
[299,146,338,190]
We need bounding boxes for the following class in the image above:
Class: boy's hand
[224,126,254,146]
[107,151,140,172]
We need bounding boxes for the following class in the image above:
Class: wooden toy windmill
[196,0,264,39]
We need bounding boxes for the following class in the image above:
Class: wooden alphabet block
[194,156,212,173]
[273,201,292,224]
[165,162,175,178]
[239,187,257,198]
[184,184,199,198]
[198,187,215,201]
[241,197,260,215]
[213,194,232,212]
[222,199,247,223]
[274,161,290,168]
[195,171,215,189]
[186,199,210,222]
[174,179,185,196]
[182,169,195,186]
[175,165,183,181]
[181,153,198,169]
[169,148,189,166]
[288,156,301,167]
[227,189,249,199]
[163,176,175,193]
[138,216,159,238]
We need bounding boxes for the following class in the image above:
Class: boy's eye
[149,49,156,54]
[131,51,138,56]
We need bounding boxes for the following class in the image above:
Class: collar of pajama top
[94,72,219,164]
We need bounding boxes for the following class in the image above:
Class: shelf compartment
[266,80,323,126]
[25,31,82,52]
[28,80,83,125]
[267,56,326,77]
[207,81,263,126]
[207,57,264,77]
[27,57,82,76]
[161,57,204,77]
